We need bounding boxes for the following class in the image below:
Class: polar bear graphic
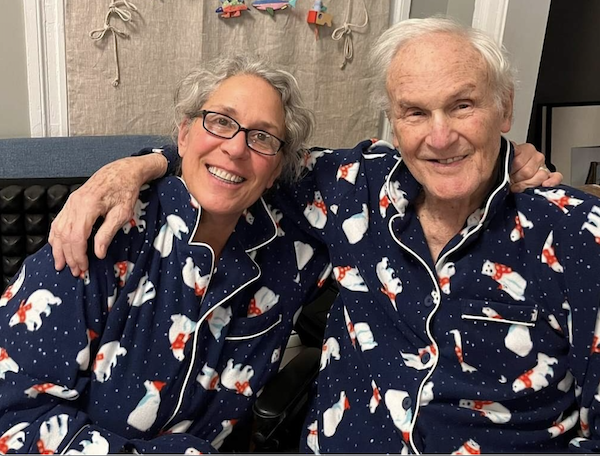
[247,287,279,317]
[401,345,437,371]
[92,341,127,382]
[384,389,413,442]
[114,260,134,287]
[127,273,155,307]
[541,231,564,273]
[306,420,320,454]
[65,430,110,455]
[512,352,558,393]
[437,261,456,295]
[452,439,481,454]
[25,383,79,400]
[37,414,69,455]
[0,422,29,454]
[221,359,254,396]
[9,289,62,331]
[168,314,197,360]
[510,211,534,242]
[481,260,527,301]
[323,391,350,437]
[0,347,19,379]
[342,204,369,244]
[197,363,220,391]
[302,149,333,171]
[304,191,327,229]
[534,188,584,213]
[459,399,511,424]
[206,306,232,340]
[0,265,25,307]
[581,205,600,244]
[320,337,341,371]
[153,214,189,258]
[122,198,149,234]
[336,162,360,184]
[182,257,211,297]
[334,266,368,292]
[376,257,403,309]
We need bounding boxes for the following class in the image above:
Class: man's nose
[426,114,458,150]
[222,130,250,159]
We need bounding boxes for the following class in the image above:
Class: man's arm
[49,143,561,274]
[49,153,168,276]
[509,142,559,192]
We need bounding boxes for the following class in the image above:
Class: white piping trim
[59,424,89,454]
[246,197,279,253]
[224,314,283,341]
[461,314,535,327]
[386,138,512,454]
[388,211,440,456]
[163,179,270,429]
[436,138,511,271]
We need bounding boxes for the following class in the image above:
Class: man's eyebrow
[395,84,479,108]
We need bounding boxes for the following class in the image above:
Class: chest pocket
[456,299,539,374]
[225,310,283,341]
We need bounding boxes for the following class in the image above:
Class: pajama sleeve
[0,247,218,454]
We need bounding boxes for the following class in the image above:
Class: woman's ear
[178,119,191,158]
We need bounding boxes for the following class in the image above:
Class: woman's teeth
[208,166,245,183]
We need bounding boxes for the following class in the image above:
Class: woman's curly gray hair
[173,55,314,182]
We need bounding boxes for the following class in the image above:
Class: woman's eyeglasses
[199,110,285,156]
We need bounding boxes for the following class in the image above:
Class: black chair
[250,280,338,452]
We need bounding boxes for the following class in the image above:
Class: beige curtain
[65,0,391,149]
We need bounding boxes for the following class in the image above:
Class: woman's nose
[222,130,250,159]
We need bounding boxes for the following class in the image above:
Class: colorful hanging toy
[216,0,249,19]
[251,0,295,17]
[307,0,333,39]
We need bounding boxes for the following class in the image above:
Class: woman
[0,56,329,454]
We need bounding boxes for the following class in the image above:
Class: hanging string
[89,0,138,87]
[331,0,369,70]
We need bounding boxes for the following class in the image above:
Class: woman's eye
[255,132,270,142]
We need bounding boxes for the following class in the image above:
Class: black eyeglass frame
[198,110,286,156]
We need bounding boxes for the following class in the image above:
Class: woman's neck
[192,213,239,260]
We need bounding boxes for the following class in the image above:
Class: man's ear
[500,90,514,134]
[177,119,191,158]
[387,115,400,149]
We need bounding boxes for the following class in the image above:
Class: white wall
[0,0,30,138]
[502,0,551,143]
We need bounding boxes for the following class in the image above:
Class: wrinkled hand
[509,142,563,193]
[49,153,167,276]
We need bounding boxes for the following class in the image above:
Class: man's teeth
[208,166,245,183]
[437,156,465,164]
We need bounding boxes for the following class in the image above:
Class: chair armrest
[252,346,321,448]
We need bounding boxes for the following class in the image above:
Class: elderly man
[43,19,581,454]
[291,18,600,453]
